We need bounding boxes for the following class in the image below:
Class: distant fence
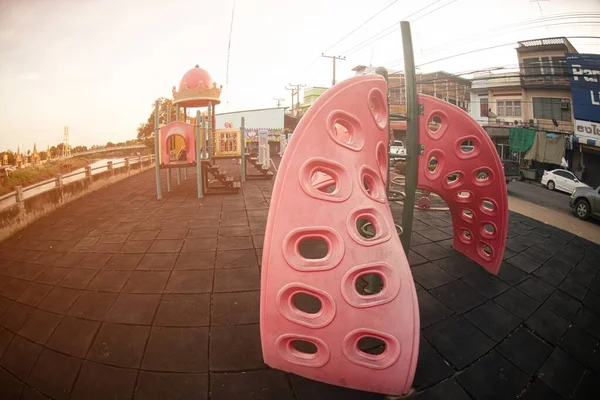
[73,144,146,156]
[0,155,155,242]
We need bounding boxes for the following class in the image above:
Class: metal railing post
[125,157,130,174]
[107,161,114,176]
[241,117,246,182]
[85,165,92,182]
[55,173,63,187]
[195,110,203,198]
[154,100,162,200]
[400,21,419,253]
[15,186,24,210]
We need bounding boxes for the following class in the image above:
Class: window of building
[524,57,541,75]
[448,99,457,105]
[480,98,489,117]
[552,56,567,76]
[532,98,571,121]
[496,100,522,117]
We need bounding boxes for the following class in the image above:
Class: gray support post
[165,105,172,192]
[55,173,63,187]
[208,102,213,163]
[85,165,92,181]
[241,117,246,182]
[154,100,162,200]
[195,110,203,198]
[15,185,24,203]
[176,168,181,185]
[184,168,188,180]
[400,21,419,253]
[375,67,391,199]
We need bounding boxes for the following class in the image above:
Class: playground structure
[259,22,508,398]
[153,65,276,199]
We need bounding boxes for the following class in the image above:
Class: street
[507,180,573,214]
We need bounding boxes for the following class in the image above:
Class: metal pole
[241,116,246,182]
[400,21,419,253]
[166,104,172,192]
[153,100,162,200]
[195,110,203,198]
[208,102,213,163]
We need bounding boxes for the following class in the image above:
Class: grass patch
[0,158,92,196]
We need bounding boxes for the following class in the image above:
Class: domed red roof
[179,65,214,92]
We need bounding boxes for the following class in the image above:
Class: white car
[390,140,406,160]
[541,169,589,194]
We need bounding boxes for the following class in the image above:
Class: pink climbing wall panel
[416,94,508,274]
[261,75,419,396]
[159,122,196,165]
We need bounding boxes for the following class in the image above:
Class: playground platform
[1,166,599,399]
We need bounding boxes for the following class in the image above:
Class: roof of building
[517,37,578,54]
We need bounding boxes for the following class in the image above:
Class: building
[469,71,523,125]
[298,87,328,116]
[517,37,577,132]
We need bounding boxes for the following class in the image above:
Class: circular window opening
[484,223,495,235]
[476,170,490,181]
[482,243,493,258]
[363,174,379,198]
[428,156,438,173]
[357,218,377,239]
[460,140,474,154]
[482,200,495,212]
[291,292,322,314]
[291,340,318,355]
[429,115,442,133]
[333,121,353,144]
[355,272,384,296]
[462,209,474,219]
[462,229,472,241]
[298,237,329,260]
[358,336,387,356]
[311,171,337,194]
[447,173,461,185]
[457,191,471,200]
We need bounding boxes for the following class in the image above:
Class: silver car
[570,186,600,220]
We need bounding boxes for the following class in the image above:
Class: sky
[0,0,599,151]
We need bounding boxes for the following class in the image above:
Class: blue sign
[565,53,600,123]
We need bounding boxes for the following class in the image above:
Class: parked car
[570,186,600,220]
[390,140,406,160]
[541,169,589,194]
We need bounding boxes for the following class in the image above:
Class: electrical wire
[411,0,459,22]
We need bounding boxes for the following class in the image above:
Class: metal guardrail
[0,155,154,210]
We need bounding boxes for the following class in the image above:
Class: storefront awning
[572,135,600,148]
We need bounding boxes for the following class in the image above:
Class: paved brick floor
[1,168,600,399]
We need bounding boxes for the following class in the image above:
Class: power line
[323,0,401,54]
[411,0,459,22]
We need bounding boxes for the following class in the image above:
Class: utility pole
[321,54,346,86]
[273,97,285,108]
[286,84,306,116]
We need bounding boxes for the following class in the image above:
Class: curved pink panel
[261,75,419,396]
[159,122,196,165]
[416,95,508,274]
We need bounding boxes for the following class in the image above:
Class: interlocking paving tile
[417,290,454,329]
[68,291,117,321]
[77,253,112,269]
[104,253,144,270]
[0,327,13,358]
[574,307,600,339]
[16,282,53,307]
[418,228,452,242]
[517,276,554,302]
[411,263,456,289]
[0,335,43,381]
[424,316,495,370]
[71,361,138,400]
[215,249,257,269]
[142,327,209,373]
[154,294,210,326]
[526,307,570,345]
[120,240,153,254]
[211,369,293,400]
[559,325,598,366]
[157,228,188,240]
[497,327,553,375]
[87,270,132,292]
[87,323,150,368]
[494,288,540,319]
[411,378,471,400]
[0,301,34,332]
[465,301,521,341]
[123,271,170,293]
[148,239,184,253]
[35,267,69,284]
[290,373,381,400]
[537,348,586,398]
[175,252,215,270]
[583,291,600,315]
[413,339,454,390]
[211,291,260,326]
[137,253,178,271]
[574,370,600,399]
[408,251,428,266]
[213,267,260,293]
[521,378,563,400]
[507,254,541,274]
[430,280,486,314]
[47,316,100,357]
[462,269,510,298]
[187,226,220,239]
[544,290,581,321]
[58,269,98,289]
[181,238,218,253]
[568,263,597,287]
[135,372,208,400]
[521,245,552,264]
[105,293,160,325]
[412,243,454,261]
[28,348,82,400]
[533,266,566,287]
[18,309,62,344]
[0,367,24,399]
[209,324,265,371]
[1,278,30,300]
[457,350,529,399]
[128,230,159,241]
[559,277,588,301]
[166,270,214,294]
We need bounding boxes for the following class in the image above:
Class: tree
[106,142,115,148]
[39,151,48,160]
[137,97,178,149]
